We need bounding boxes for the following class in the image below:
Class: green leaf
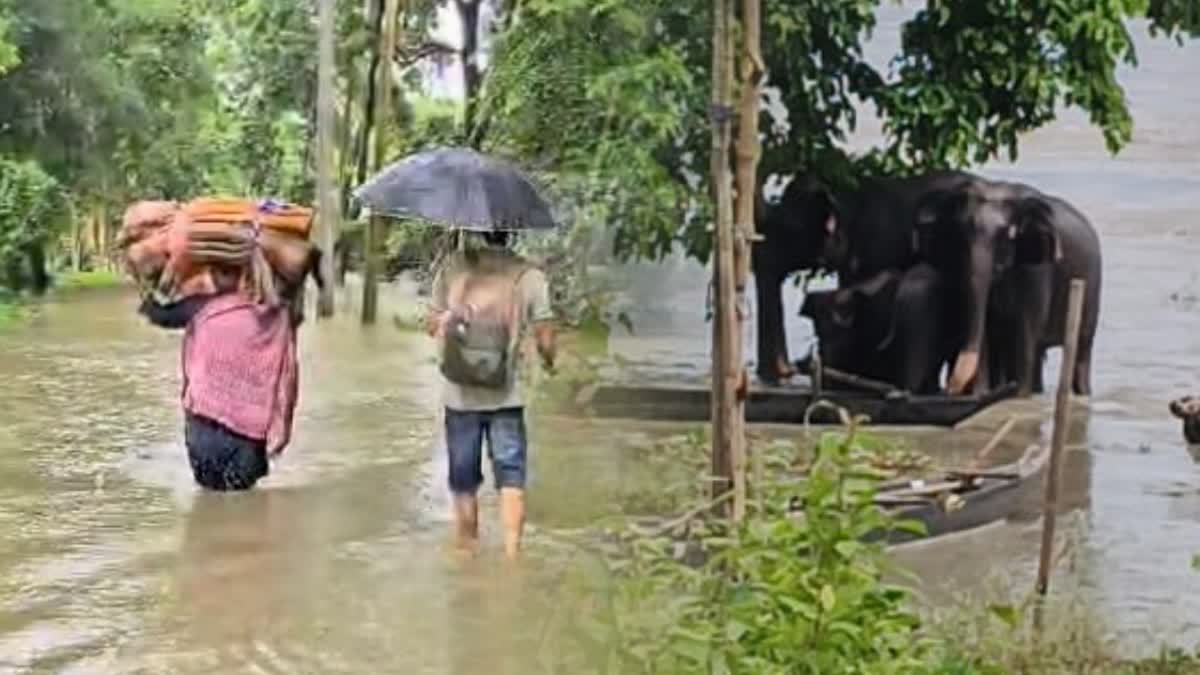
[819,585,837,613]
[988,604,1020,630]
[892,518,929,536]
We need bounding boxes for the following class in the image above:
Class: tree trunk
[455,0,482,146]
[70,203,82,272]
[353,0,384,207]
[709,0,739,518]
[731,0,763,519]
[316,0,339,317]
[338,66,359,221]
[363,0,400,325]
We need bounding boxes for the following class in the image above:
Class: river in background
[1,4,1199,671]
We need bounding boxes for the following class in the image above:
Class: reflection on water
[2,5,1200,669]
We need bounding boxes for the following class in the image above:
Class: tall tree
[482,0,1200,266]
[316,0,339,316]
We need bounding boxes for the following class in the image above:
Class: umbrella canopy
[352,147,557,231]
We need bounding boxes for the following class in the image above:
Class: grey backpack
[440,267,529,389]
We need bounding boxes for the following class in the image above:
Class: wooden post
[1034,279,1086,606]
[316,0,339,317]
[732,0,763,519]
[362,0,399,325]
[709,0,737,515]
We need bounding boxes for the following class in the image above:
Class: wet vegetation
[534,421,1200,674]
[2,0,1200,670]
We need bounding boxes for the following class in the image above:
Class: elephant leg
[1006,321,1041,397]
[1010,266,1053,396]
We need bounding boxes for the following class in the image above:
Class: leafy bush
[551,420,976,675]
[0,157,62,291]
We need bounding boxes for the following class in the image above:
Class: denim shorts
[444,407,528,494]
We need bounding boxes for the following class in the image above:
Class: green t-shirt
[431,248,553,411]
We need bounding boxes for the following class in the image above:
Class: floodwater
[0,282,683,672]
[1,7,1199,673]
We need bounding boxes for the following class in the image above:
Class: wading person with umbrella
[355,148,558,558]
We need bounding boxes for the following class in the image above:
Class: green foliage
[513,189,631,331]
[484,0,1200,263]
[0,12,17,75]
[204,0,320,200]
[0,0,214,199]
[879,0,1142,166]
[479,0,703,261]
[557,425,953,675]
[0,158,61,281]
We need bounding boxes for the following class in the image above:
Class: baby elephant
[800,264,953,395]
[1168,396,1200,444]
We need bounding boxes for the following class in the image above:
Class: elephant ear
[1013,197,1060,265]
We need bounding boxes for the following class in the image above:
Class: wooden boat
[576,378,1018,427]
[616,443,1050,565]
[866,442,1049,545]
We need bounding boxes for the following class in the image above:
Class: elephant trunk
[947,246,993,395]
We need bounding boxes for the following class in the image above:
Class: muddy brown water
[2,8,1199,672]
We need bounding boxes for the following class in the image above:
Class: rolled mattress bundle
[117,198,320,307]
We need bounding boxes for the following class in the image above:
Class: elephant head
[913,181,1061,394]
[799,270,900,372]
[752,176,849,382]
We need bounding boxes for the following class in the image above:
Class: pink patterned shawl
[181,293,298,454]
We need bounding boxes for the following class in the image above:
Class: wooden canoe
[575,380,1018,427]
[613,443,1050,567]
[865,442,1049,545]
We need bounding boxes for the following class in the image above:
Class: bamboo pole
[316,0,339,317]
[732,0,763,520]
[362,0,399,325]
[1034,279,1086,611]
[709,0,737,516]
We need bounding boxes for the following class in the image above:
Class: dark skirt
[184,412,269,491]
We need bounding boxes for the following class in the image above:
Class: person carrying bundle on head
[120,198,321,491]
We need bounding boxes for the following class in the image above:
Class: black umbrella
[352,146,557,231]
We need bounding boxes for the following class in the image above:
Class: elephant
[798,263,954,394]
[752,169,978,384]
[913,178,1102,396]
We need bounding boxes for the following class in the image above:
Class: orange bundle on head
[118,200,179,248]
[183,198,313,240]
[118,196,320,308]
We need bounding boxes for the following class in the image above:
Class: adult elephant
[752,170,977,383]
[913,179,1102,396]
